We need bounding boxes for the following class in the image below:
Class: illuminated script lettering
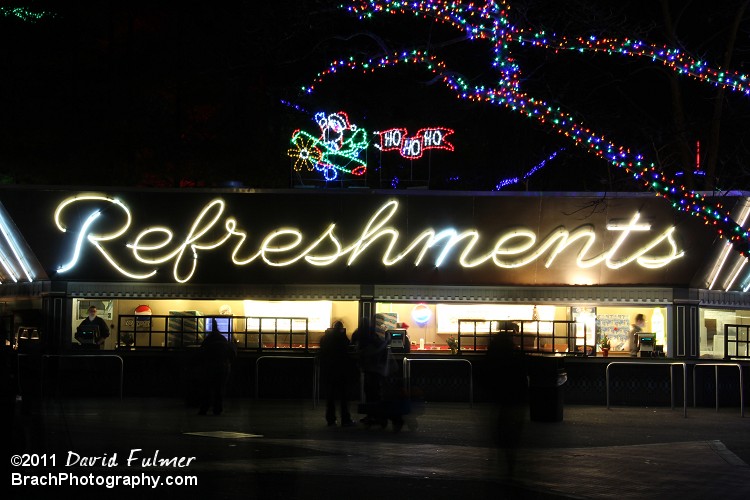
[54,196,684,283]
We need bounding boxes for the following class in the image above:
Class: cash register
[75,324,100,347]
[637,332,656,357]
[386,329,410,353]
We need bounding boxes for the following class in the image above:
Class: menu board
[375,312,399,334]
[597,314,631,351]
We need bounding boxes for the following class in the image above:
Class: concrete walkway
[8,397,750,499]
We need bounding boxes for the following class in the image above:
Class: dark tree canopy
[1,1,749,193]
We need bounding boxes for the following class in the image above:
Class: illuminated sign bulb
[411,304,432,326]
[53,197,686,284]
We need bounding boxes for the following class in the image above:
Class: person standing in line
[485,330,528,478]
[198,320,237,415]
[355,320,388,425]
[319,321,356,426]
[630,313,646,357]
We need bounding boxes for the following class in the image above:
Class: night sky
[2,1,750,192]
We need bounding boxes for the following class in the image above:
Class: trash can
[527,357,567,422]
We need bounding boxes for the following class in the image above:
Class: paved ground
[7,395,750,499]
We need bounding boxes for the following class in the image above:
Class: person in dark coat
[319,321,355,426]
[198,321,237,415]
[354,321,388,425]
[75,306,110,348]
[485,330,528,477]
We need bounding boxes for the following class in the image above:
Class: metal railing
[606,361,687,417]
[402,357,473,406]
[17,353,124,399]
[457,319,592,356]
[692,363,745,417]
[116,314,312,351]
[254,356,318,407]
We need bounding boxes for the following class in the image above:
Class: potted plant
[446,336,458,354]
[600,334,611,357]
[120,331,134,348]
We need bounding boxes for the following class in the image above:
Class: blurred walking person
[198,320,236,415]
[319,321,356,426]
[485,330,528,477]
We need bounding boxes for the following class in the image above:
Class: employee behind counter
[75,306,110,348]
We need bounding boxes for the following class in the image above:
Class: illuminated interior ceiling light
[0,212,33,281]
[724,258,748,291]
[708,199,750,290]
[305,0,750,254]
[3,243,32,281]
[708,243,733,290]
[0,252,18,282]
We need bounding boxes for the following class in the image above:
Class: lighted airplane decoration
[288,111,369,181]
[288,110,456,180]
[303,0,750,256]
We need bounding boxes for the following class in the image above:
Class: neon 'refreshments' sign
[54,195,684,283]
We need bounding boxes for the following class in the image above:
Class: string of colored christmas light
[303,0,750,255]
[0,6,56,22]
[280,99,308,115]
[494,148,564,190]
[347,1,750,98]
[514,33,750,98]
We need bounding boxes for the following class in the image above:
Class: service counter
[14,347,750,409]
